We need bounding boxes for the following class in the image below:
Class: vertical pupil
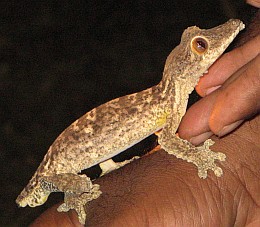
[192,37,208,53]
[197,40,206,49]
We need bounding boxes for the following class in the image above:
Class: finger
[247,0,260,7]
[178,91,219,145]
[30,204,83,227]
[196,35,260,97]
[209,54,260,136]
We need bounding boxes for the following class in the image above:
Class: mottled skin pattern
[16,19,244,224]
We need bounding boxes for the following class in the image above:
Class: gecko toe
[198,168,208,179]
[213,166,223,177]
[216,152,226,161]
[57,203,70,212]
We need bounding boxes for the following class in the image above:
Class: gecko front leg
[41,173,101,224]
[158,128,226,179]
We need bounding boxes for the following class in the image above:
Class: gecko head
[16,182,50,208]
[164,19,245,90]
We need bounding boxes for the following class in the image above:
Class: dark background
[0,0,256,226]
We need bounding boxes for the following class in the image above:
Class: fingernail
[205,85,221,95]
[217,120,244,137]
[190,131,213,145]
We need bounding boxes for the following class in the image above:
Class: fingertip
[30,204,83,227]
[189,131,213,145]
[195,79,206,97]
[215,120,244,137]
[205,85,222,96]
[196,78,220,97]
[179,93,216,143]
[196,52,232,97]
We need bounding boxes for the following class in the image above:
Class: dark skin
[31,2,260,226]
[32,115,260,227]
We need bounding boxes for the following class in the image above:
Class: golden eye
[191,37,208,54]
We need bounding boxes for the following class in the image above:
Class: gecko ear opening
[191,37,208,54]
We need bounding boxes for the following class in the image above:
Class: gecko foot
[161,137,226,179]
[185,139,226,179]
[57,184,101,224]
[42,173,101,224]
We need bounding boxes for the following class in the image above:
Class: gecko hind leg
[57,186,101,224]
[158,134,226,179]
[42,173,101,224]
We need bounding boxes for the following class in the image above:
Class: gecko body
[16,19,245,224]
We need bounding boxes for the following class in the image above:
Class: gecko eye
[191,37,208,54]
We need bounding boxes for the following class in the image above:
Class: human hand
[31,115,260,226]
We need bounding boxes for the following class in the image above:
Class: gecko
[16,19,245,224]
